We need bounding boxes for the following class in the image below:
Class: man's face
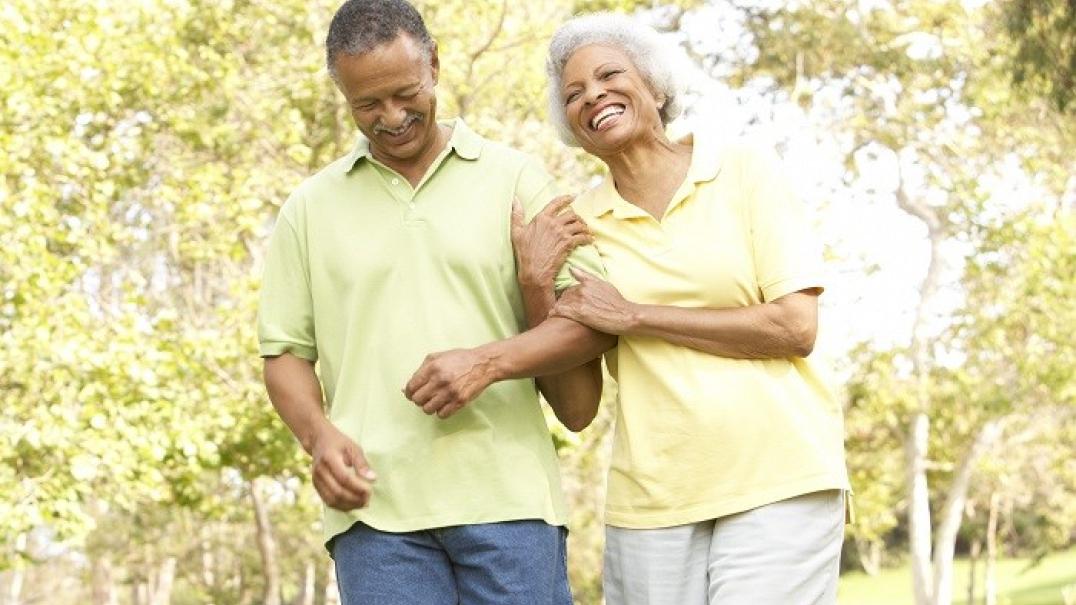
[332,34,440,169]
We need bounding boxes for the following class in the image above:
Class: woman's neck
[600,130,692,218]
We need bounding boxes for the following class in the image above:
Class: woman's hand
[552,267,639,335]
[511,195,592,290]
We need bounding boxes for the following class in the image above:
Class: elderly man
[257,0,613,603]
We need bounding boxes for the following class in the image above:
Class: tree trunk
[251,477,282,605]
[894,163,946,605]
[91,556,118,605]
[296,562,316,605]
[967,538,980,605]
[133,582,149,605]
[149,558,176,605]
[853,536,882,576]
[985,492,1000,605]
[6,566,23,605]
[932,421,1005,605]
[201,527,215,589]
[325,560,341,605]
[906,412,934,605]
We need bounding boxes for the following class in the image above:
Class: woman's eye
[564,91,580,105]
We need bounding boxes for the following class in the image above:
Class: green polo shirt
[258,118,603,543]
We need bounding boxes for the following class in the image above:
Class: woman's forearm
[624,292,819,359]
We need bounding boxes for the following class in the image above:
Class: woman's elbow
[560,400,599,432]
[562,415,593,433]
[788,320,817,357]
[552,395,599,432]
[772,293,819,357]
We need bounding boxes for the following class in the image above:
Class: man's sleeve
[745,147,826,302]
[515,155,607,292]
[258,193,318,361]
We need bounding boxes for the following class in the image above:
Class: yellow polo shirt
[574,132,849,529]
[257,119,603,543]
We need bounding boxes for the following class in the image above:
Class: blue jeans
[331,520,573,605]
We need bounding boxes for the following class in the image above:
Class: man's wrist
[518,269,556,291]
[300,414,333,456]
[474,342,510,384]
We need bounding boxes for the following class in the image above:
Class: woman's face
[560,44,664,156]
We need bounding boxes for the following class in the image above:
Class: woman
[513,13,850,605]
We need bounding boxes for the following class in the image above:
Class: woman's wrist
[622,302,647,335]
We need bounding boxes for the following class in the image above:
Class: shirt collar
[341,117,483,174]
[589,128,723,218]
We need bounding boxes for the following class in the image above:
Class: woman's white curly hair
[546,13,684,146]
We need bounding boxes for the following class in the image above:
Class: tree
[1003,0,1076,112]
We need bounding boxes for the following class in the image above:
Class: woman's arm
[512,197,605,431]
[554,267,819,360]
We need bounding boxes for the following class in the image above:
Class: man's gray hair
[546,13,684,146]
[325,0,434,79]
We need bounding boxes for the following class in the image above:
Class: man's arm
[402,317,615,422]
[512,197,606,431]
[264,353,376,510]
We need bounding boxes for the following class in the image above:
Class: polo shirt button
[391,178,400,185]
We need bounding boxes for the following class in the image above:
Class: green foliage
[0,0,333,565]
[571,0,701,13]
[1003,0,1076,112]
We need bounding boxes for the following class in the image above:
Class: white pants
[604,490,845,605]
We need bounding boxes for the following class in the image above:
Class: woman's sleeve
[745,147,826,302]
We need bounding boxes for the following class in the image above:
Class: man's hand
[511,196,591,289]
[552,267,640,335]
[309,421,376,511]
[403,348,499,418]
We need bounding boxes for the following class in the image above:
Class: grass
[838,547,1076,605]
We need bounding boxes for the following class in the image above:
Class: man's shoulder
[282,150,361,210]
[452,121,535,170]
[473,136,534,170]
[301,151,357,192]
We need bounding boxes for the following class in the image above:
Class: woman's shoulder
[694,133,784,186]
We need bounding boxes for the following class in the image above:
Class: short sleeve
[257,193,318,361]
[514,155,607,291]
[746,148,825,302]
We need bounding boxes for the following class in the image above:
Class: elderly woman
[512,13,851,605]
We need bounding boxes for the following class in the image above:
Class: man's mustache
[374,113,423,135]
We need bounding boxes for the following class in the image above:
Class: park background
[1,0,1073,603]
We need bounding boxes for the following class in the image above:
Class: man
[257,1,614,603]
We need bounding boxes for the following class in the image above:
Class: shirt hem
[760,275,824,302]
[604,472,849,529]
[259,340,317,361]
[322,508,569,550]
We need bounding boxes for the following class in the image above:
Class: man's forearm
[263,353,331,454]
[482,316,615,382]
